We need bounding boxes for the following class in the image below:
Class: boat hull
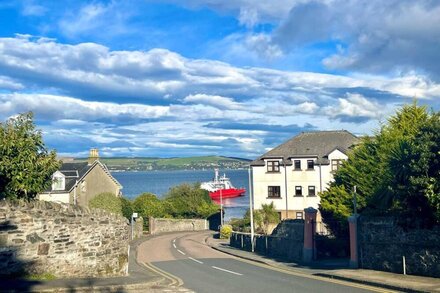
[209,188,246,200]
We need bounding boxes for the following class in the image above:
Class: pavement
[0,236,175,293]
[206,234,440,293]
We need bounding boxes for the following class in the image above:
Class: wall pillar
[348,214,359,268]
[149,216,155,235]
[303,207,317,263]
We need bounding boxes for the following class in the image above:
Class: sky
[1,0,440,159]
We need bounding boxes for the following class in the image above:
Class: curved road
[138,231,391,293]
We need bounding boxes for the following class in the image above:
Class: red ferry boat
[201,169,246,201]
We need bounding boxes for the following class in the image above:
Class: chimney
[88,148,99,165]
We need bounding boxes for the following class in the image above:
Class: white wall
[38,193,70,204]
[252,150,348,219]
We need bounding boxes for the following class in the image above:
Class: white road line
[188,257,203,264]
[211,266,243,276]
[173,243,176,249]
[173,239,176,243]
[177,249,186,255]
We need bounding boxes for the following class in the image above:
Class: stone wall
[359,217,440,278]
[149,217,207,235]
[0,200,129,278]
[230,220,304,262]
[132,217,144,240]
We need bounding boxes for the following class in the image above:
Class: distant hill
[73,156,251,171]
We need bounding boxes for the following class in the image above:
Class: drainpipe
[73,180,78,205]
[319,164,323,193]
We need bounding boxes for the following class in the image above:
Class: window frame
[308,185,316,197]
[331,159,343,172]
[267,160,280,173]
[307,159,315,170]
[268,186,281,198]
[296,212,303,219]
[294,186,302,196]
[293,160,301,170]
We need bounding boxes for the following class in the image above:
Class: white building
[250,130,359,220]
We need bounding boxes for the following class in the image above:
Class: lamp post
[220,188,223,226]
[131,212,138,240]
[248,166,255,252]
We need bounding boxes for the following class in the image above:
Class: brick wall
[0,200,129,278]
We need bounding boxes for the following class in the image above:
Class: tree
[164,183,218,218]
[0,112,60,200]
[89,192,123,216]
[319,102,439,232]
[259,203,281,234]
[132,193,165,219]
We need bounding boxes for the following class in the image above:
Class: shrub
[89,192,123,216]
[220,224,232,239]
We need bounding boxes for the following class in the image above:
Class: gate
[313,220,350,260]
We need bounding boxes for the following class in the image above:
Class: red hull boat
[201,169,246,201]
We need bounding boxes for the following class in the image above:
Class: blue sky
[1,0,440,158]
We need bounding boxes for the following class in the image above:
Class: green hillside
[74,156,250,171]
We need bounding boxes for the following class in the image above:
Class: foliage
[0,112,60,200]
[320,102,440,232]
[163,183,218,218]
[120,197,134,220]
[260,203,281,234]
[132,193,165,219]
[89,192,123,216]
[233,204,279,234]
[220,224,232,239]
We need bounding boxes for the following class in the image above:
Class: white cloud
[323,93,386,121]
[183,94,243,110]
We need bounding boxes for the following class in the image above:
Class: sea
[111,169,250,221]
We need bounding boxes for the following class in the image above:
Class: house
[250,130,359,221]
[38,149,122,206]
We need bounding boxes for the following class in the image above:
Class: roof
[43,161,122,193]
[251,130,359,166]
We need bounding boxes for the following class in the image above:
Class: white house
[250,130,359,220]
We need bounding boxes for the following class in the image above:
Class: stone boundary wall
[0,200,129,278]
[359,217,440,278]
[149,217,207,235]
[132,217,144,240]
[230,220,304,262]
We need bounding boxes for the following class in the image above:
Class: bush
[220,224,232,239]
[89,192,123,216]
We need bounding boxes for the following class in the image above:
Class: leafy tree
[120,197,134,220]
[320,102,439,232]
[0,112,60,200]
[89,192,123,216]
[260,203,281,234]
[132,193,165,219]
[164,183,218,218]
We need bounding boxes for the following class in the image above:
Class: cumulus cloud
[183,94,243,110]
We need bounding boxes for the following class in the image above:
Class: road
[137,231,391,293]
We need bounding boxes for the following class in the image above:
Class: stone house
[38,149,122,206]
[250,130,359,220]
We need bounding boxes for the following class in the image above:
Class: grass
[25,273,57,281]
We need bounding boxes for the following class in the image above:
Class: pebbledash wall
[230,220,304,262]
[149,217,207,235]
[0,200,130,278]
[358,217,440,278]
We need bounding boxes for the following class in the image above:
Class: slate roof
[250,130,359,166]
[43,161,122,193]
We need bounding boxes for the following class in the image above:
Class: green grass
[25,273,56,281]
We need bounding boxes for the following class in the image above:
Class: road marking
[142,262,184,287]
[173,243,177,249]
[173,239,176,243]
[188,257,203,264]
[177,249,186,255]
[212,266,243,276]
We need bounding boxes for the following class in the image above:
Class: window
[268,186,281,198]
[267,161,280,172]
[52,176,65,190]
[307,160,314,170]
[331,159,343,171]
[294,160,301,170]
[295,186,302,196]
[308,186,316,196]
[296,212,303,219]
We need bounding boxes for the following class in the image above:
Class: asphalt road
[138,231,387,293]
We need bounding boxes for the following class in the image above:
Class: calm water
[111,169,250,221]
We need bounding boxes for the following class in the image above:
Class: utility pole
[220,188,223,226]
[284,159,288,219]
[248,166,255,252]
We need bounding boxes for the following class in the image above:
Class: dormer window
[267,161,280,172]
[307,160,314,170]
[52,172,65,191]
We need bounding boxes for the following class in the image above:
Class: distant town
[63,156,251,171]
